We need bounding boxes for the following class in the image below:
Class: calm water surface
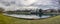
[3,13,51,19]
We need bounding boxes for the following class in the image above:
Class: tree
[0,7,4,13]
[39,9,43,17]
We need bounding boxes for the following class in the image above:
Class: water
[3,13,51,19]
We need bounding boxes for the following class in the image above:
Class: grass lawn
[0,13,60,24]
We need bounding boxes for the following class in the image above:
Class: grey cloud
[0,0,59,10]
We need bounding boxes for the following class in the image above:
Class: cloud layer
[0,0,59,10]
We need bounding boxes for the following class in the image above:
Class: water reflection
[3,13,51,19]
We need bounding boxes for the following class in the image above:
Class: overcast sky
[0,0,59,10]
